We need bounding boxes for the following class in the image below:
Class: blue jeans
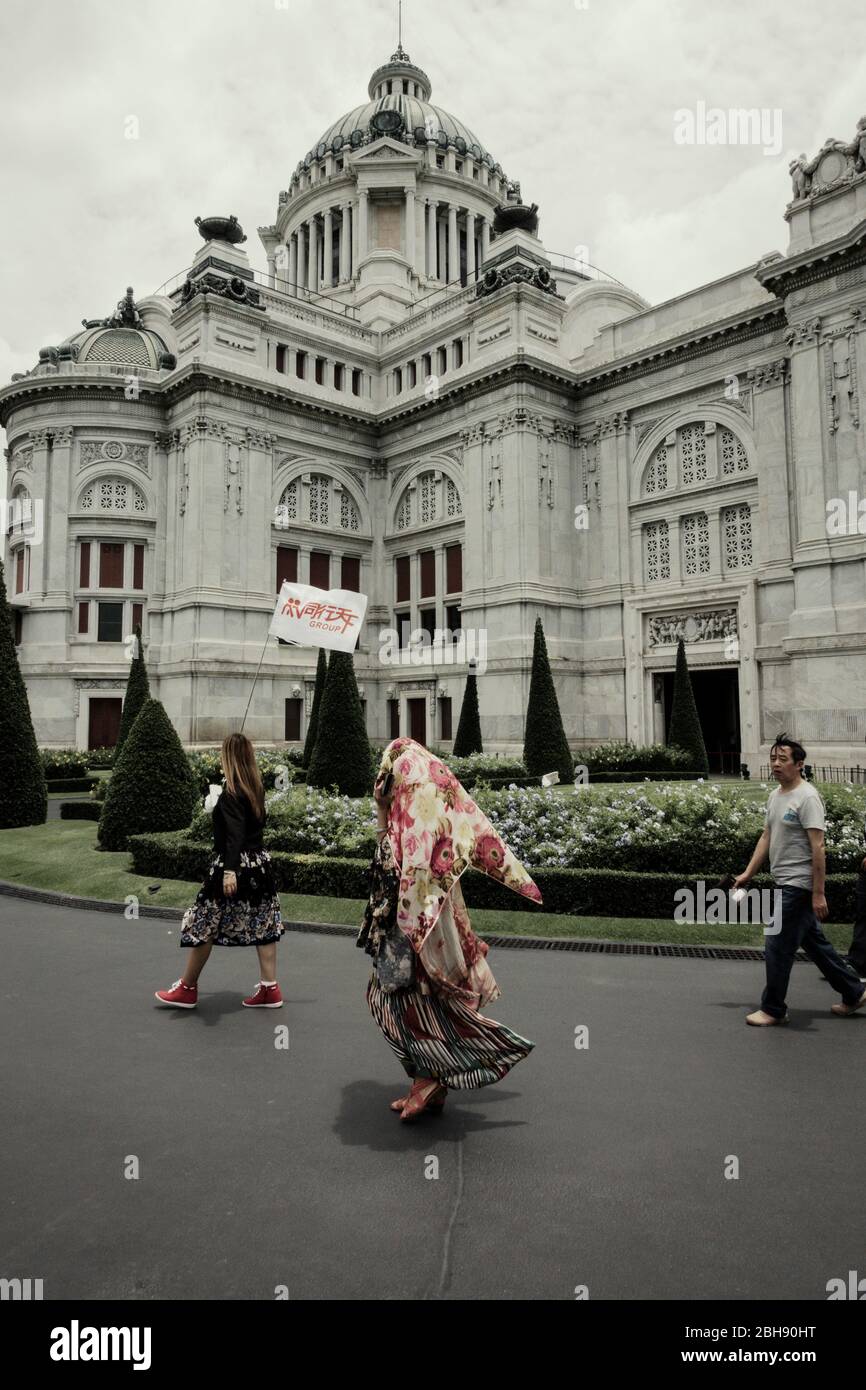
[761,885,865,1019]
[848,869,866,975]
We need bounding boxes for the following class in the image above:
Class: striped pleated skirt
[366,974,535,1091]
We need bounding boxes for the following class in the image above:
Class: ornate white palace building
[2,46,866,768]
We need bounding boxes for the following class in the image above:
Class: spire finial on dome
[391,0,410,62]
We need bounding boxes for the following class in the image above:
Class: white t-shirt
[764,781,825,888]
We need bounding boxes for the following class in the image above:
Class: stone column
[307,216,318,293]
[358,189,369,261]
[43,427,69,600]
[447,204,458,284]
[404,186,416,270]
[437,216,447,283]
[426,138,437,170]
[288,236,298,293]
[426,200,437,277]
[340,203,351,281]
[323,208,333,288]
[266,253,276,289]
[481,217,491,265]
[747,360,791,568]
[296,225,307,294]
[466,210,476,282]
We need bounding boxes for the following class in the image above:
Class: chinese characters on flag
[269,582,368,652]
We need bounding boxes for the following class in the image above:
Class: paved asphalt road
[1,894,864,1301]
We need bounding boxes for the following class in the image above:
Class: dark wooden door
[408,698,426,746]
[88,698,122,750]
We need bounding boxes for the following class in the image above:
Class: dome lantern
[367,47,432,103]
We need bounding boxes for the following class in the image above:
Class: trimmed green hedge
[125,831,861,921]
[86,747,116,770]
[60,801,102,821]
[40,750,90,781]
[47,777,97,794]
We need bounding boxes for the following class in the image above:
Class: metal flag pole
[239,628,299,734]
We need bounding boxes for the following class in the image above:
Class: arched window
[393,469,463,532]
[419,472,437,524]
[279,479,298,520]
[679,424,707,485]
[10,485,35,535]
[396,492,412,530]
[643,444,669,496]
[719,428,749,476]
[80,477,147,513]
[446,478,463,517]
[308,474,330,526]
[340,490,359,531]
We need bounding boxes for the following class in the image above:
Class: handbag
[357,833,415,992]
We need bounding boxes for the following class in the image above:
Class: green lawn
[0,820,857,951]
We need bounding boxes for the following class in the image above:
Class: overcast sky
[2,0,865,387]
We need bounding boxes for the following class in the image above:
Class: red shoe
[155,978,198,1008]
[399,1080,447,1121]
[242,982,283,1008]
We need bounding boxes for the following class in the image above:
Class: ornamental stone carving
[597,411,629,437]
[180,272,263,310]
[80,439,150,470]
[648,608,738,647]
[788,119,866,204]
[785,318,822,348]
[746,359,789,391]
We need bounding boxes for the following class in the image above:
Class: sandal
[398,1080,447,1121]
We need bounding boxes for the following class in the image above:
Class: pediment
[349,137,422,165]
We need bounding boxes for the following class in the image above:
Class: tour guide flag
[269,581,368,653]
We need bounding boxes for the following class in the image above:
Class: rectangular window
[133,543,144,590]
[389,698,400,739]
[334,363,345,391]
[440,697,452,740]
[396,612,411,649]
[446,603,461,635]
[97,602,124,643]
[422,352,432,377]
[295,351,306,379]
[341,555,360,592]
[79,541,91,588]
[276,546,298,591]
[437,346,447,375]
[13,610,23,646]
[15,548,25,594]
[452,338,464,368]
[309,550,330,589]
[284,698,302,741]
[351,368,362,397]
[419,607,436,642]
[99,542,124,589]
[408,361,417,388]
[78,602,89,635]
[275,344,287,374]
[445,544,462,594]
[315,357,326,386]
[395,554,410,603]
[420,549,436,598]
[132,602,143,632]
[393,367,403,394]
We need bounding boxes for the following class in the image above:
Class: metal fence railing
[759,764,866,785]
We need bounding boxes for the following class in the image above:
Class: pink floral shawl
[375,738,543,1010]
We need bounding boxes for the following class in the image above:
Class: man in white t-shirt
[735,733,866,1025]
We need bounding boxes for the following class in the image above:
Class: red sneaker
[155,978,198,1008]
[242,982,283,1009]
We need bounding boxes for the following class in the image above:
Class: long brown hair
[221,733,265,820]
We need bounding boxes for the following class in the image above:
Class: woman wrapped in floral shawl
[358,737,543,1121]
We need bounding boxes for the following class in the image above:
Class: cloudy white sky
[1,0,865,386]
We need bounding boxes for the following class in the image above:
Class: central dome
[296,46,504,177]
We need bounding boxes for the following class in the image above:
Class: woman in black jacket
[155,732,284,1010]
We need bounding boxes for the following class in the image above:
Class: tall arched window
[643,521,670,583]
[643,444,669,496]
[308,474,330,526]
[720,428,749,476]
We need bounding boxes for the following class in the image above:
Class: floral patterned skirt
[180,850,283,947]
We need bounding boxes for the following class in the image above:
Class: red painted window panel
[79,542,91,588]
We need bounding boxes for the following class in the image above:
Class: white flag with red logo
[269,582,367,652]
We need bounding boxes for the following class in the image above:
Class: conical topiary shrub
[453,667,483,755]
[302,647,327,766]
[97,698,198,850]
[667,638,709,776]
[523,616,574,782]
[113,624,150,763]
[0,557,47,828]
[307,650,372,797]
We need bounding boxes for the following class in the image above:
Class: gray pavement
[1,893,864,1301]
